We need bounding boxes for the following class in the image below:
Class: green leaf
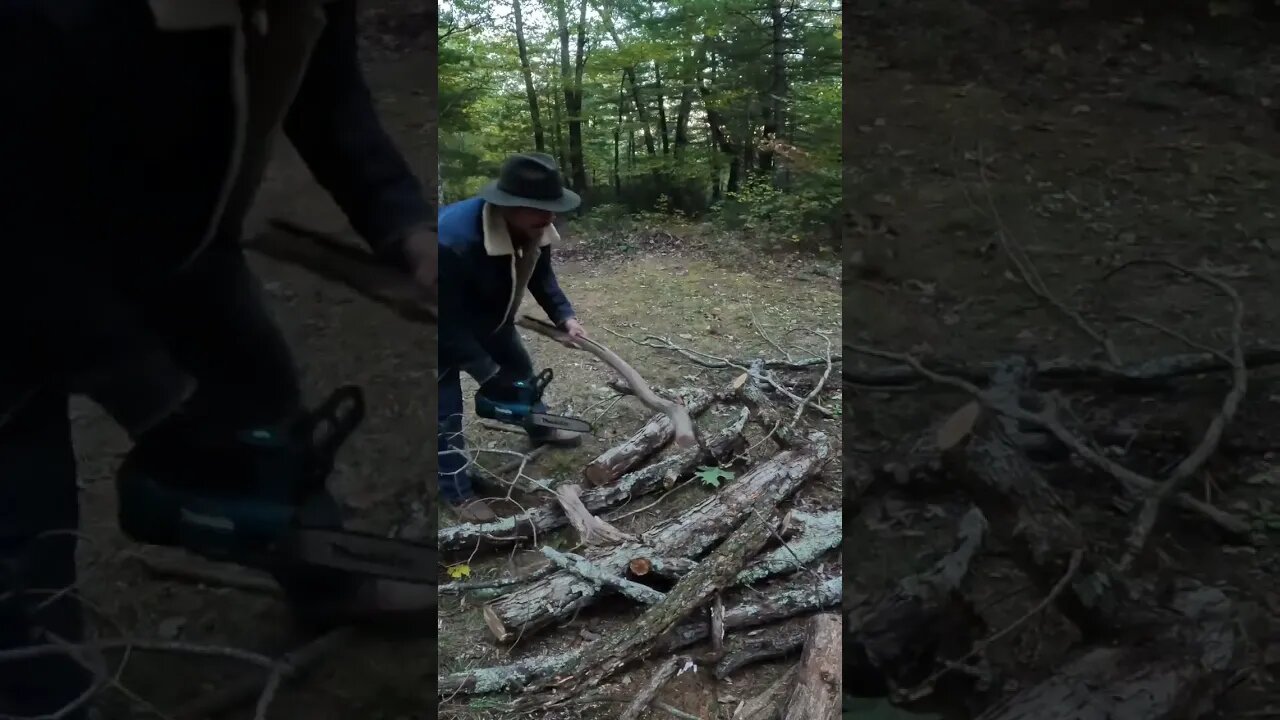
[843,696,944,720]
[693,465,734,488]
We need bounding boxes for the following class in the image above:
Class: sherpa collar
[482,202,557,256]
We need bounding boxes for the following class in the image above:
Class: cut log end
[629,558,653,576]
[483,605,514,644]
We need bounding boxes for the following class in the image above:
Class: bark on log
[846,507,988,693]
[782,613,842,720]
[735,371,799,448]
[737,510,841,585]
[518,315,697,447]
[542,547,664,604]
[715,615,809,677]
[482,433,832,642]
[440,408,748,551]
[555,509,777,694]
[584,388,713,485]
[439,574,841,695]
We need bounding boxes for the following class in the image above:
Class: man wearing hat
[438,153,587,522]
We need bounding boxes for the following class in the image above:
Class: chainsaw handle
[305,385,365,475]
[533,368,554,399]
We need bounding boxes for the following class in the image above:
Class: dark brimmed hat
[479,152,581,213]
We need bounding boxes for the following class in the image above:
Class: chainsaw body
[473,368,591,434]
[115,386,433,584]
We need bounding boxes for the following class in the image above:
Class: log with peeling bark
[737,510,841,585]
[584,388,714,485]
[438,574,841,695]
[782,613,842,720]
[439,408,749,551]
[518,315,698,447]
[482,433,833,642]
[715,615,809,677]
[846,507,988,692]
[552,509,777,695]
[939,359,1240,717]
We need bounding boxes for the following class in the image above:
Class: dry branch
[481,433,832,642]
[518,315,697,447]
[438,574,841,695]
[619,655,689,720]
[936,360,1240,717]
[584,388,714,485]
[842,346,1280,389]
[782,613,842,720]
[552,483,635,545]
[439,408,749,551]
[735,369,800,448]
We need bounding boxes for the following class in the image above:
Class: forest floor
[847,4,1280,719]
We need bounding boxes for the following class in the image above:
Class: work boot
[448,498,498,524]
[532,428,582,449]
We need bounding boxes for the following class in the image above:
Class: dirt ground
[847,4,1280,718]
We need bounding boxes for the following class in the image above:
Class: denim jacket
[438,197,575,377]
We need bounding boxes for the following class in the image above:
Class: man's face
[502,206,555,237]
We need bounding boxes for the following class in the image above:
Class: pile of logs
[438,376,843,720]
[842,357,1244,720]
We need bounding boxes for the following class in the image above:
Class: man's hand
[560,317,587,349]
[402,224,438,301]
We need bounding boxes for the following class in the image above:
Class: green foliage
[438,0,840,246]
[693,466,735,488]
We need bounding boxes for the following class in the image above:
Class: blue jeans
[438,324,549,504]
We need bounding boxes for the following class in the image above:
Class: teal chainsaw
[114,386,434,585]
[474,368,592,434]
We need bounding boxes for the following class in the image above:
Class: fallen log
[438,574,841,695]
[846,507,988,693]
[584,388,714,485]
[518,315,697,447]
[737,510,841,585]
[973,585,1237,720]
[937,359,1241,717]
[715,616,809,678]
[439,408,749,552]
[553,508,778,694]
[782,613,842,720]
[482,432,833,642]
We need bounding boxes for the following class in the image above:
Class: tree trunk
[558,0,589,195]
[512,0,544,153]
[655,62,670,155]
[595,1,656,157]
[757,0,787,180]
[614,72,624,197]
